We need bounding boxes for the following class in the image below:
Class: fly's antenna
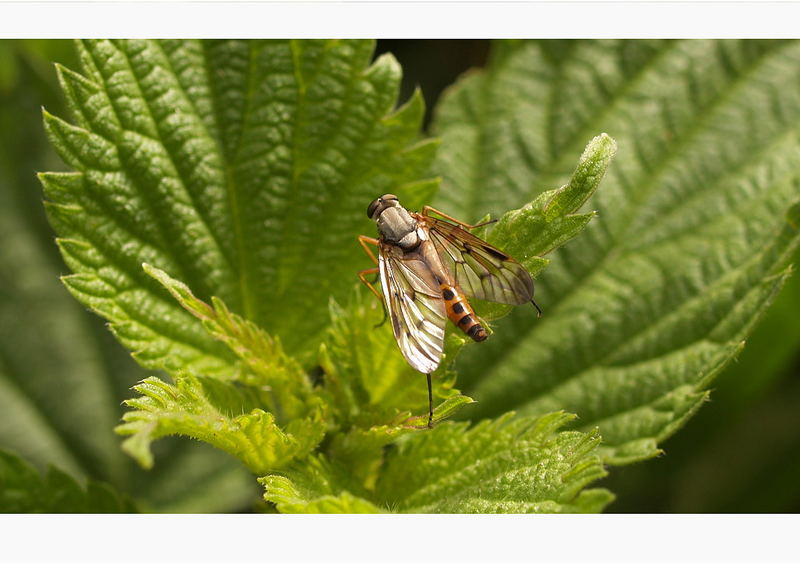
[531,299,543,318]
[426,373,433,429]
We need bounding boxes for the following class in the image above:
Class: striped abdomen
[441,284,487,342]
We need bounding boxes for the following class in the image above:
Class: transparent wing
[379,243,446,374]
[426,218,534,305]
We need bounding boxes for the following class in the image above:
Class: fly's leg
[358,267,382,302]
[422,205,498,230]
[357,235,388,326]
[358,266,389,328]
[374,302,388,328]
[427,373,434,429]
[531,298,543,318]
[358,235,379,265]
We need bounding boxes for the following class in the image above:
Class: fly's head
[367,194,419,249]
[367,193,401,221]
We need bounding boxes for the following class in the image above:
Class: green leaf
[435,40,800,464]
[0,449,137,512]
[143,263,318,422]
[471,133,615,319]
[262,413,611,513]
[375,412,613,513]
[711,245,800,405]
[41,39,436,376]
[260,456,384,513]
[116,374,326,474]
[607,249,800,512]
[316,294,476,489]
[327,393,475,489]
[0,40,255,513]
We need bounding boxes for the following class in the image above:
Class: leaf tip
[141,262,159,277]
[52,61,68,81]
[596,131,617,150]
[581,132,617,166]
[120,435,155,470]
[40,106,54,122]
[370,51,401,76]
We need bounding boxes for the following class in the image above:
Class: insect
[358,194,541,428]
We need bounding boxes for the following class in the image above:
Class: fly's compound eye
[367,197,382,219]
[368,194,400,219]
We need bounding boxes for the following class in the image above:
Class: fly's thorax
[377,206,421,250]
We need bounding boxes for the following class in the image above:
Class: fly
[358,194,541,428]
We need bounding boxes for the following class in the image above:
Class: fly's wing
[426,217,534,305]
[378,243,447,374]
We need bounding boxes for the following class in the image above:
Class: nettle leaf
[435,40,800,464]
[1,40,255,513]
[259,412,610,513]
[115,265,328,473]
[317,296,475,487]
[116,374,326,474]
[143,263,318,422]
[0,449,137,512]
[375,412,612,513]
[471,133,615,320]
[41,39,436,377]
[328,390,475,489]
[260,456,383,513]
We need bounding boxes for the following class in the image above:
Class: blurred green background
[1,39,798,512]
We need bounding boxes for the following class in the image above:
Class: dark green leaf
[436,40,800,464]
[0,449,137,512]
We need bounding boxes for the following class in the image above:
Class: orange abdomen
[441,284,487,342]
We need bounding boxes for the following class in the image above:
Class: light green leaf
[317,294,476,489]
[436,40,800,463]
[41,39,436,375]
[260,456,384,513]
[375,412,613,513]
[0,449,138,512]
[262,413,610,513]
[327,393,474,489]
[116,374,326,474]
[143,263,318,422]
[401,394,476,428]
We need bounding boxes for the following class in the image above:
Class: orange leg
[357,236,387,324]
[421,205,497,230]
[358,267,382,302]
[358,235,379,265]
